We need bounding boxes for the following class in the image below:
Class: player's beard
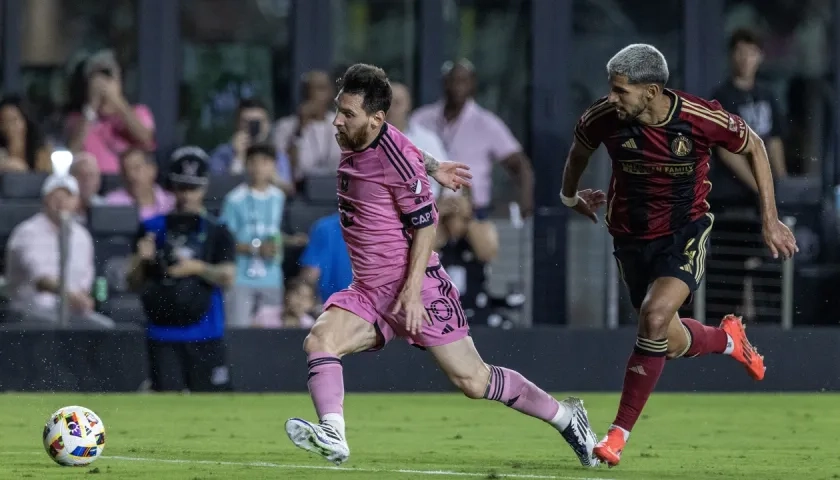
[616,100,647,122]
[336,127,372,151]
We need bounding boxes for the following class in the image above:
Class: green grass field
[1,393,837,480]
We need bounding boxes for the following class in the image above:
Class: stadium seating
[304,175,337,205]
[1,172,48,199]
[101,174,123,195]
[284,200,336,235]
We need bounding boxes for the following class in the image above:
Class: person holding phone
[64,49,156,174]
[209,98,295,196]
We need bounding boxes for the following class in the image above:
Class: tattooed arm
[422,150,440,175]
[420,150,471,192]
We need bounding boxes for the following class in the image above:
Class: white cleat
[285,417,350,465]
[558,397,601,467]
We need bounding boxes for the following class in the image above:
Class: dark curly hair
[337,64,392,115]
[0,95,47,170]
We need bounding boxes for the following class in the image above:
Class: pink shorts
[324,264,470,349]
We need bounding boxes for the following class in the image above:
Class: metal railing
[57,211,71,327]
[692,213,797,329]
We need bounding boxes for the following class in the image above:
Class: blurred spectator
[220,143,287,328]
[126,147,235,392]
[298,212,352,302]
[387,82,448,198]
[412,59,534,219]
[435,194,499,324]
[104,148,175,221]
[209,98,294,195]
[251,277,314,329]
[69,153,104,220]
[0,95,52,173]
[64,49,156,174]
[274,71,342,182]
[5,174,114,328]
[711,28,787,206]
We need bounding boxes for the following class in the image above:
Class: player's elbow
[743,130,765,159]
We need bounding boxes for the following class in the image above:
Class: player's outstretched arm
[421,150,472,192]
[736,128,798,259]
[560,139,606,222]
[561,139,594,199]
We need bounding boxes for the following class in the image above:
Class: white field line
[1,452,617,480]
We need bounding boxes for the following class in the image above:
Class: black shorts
[147,338,233,392]
[613,213,714,309]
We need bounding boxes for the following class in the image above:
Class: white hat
[42,174,80,197]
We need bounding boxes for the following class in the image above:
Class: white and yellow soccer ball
[42,406,106,466]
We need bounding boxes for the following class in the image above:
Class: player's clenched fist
[392,288,432,336]
[762,219,798,260]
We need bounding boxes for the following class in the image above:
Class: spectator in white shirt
[274,70,342,182]
[387,82,448,198]
[5,174,114,328]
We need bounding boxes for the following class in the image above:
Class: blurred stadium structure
[0,0,838,393]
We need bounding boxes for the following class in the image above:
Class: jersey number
[338,198,356,228]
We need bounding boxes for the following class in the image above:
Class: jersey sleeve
[382,140,437,229]
[573,98,612,150]
[691,99,750,154]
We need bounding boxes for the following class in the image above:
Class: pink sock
[483,365,559,422]
[307,353,344,418]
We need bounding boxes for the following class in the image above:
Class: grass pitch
[0,392,837,480]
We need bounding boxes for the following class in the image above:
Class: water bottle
[272,233,284,263]
[246,238,267,278]
[93,276,108,310]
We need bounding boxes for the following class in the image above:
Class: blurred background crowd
[0,0,837,335]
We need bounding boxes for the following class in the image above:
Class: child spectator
[220,143,286,327]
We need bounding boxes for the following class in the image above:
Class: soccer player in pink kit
[284,64,600,468]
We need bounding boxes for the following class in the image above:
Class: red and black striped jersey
[574,89,749,240]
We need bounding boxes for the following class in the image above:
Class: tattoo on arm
[422,150,440,175]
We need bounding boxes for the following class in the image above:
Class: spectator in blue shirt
[209,98,295,196]
[298,213,352,302]
[220,143,286,327]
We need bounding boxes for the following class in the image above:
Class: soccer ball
[42,406,106,466]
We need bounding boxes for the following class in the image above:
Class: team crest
[727,115,738,132]
[671,135,693,157]
[339,173,349,192]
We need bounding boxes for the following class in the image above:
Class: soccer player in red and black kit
[561,44,798,467]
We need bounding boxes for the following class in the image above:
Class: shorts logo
[428,299,453,322]
[671,134,693,157]
[681,238,696,274]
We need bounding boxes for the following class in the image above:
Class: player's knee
[303,321,337,356]
[450,369,490,400]
[457,377,487,400]
[638,303,672,338]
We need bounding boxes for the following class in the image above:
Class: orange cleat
[593,427,626,468]
[720,314,766,381]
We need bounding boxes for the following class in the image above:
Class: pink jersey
[337,123,439,289]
